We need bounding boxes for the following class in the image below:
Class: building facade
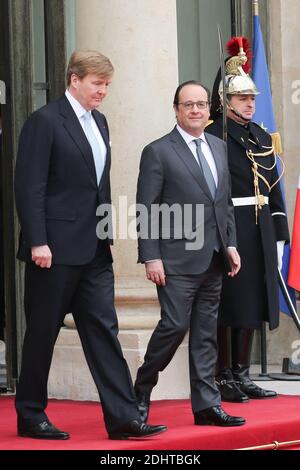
[0,0,299,398]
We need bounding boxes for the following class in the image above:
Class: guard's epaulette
[270,132,282,155]
[205,119,214,127]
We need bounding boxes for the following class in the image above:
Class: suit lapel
[92,110,111,191]
[205,132,224,199]
[92,110,109,149]
[92,111,111,190]
[169,128,213,201]
[59,96,98,186]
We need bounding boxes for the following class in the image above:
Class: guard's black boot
[216,327,249,403]
[216,368,249,403]
[232,328,277,399]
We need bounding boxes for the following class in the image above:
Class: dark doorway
[0,105,6,392]
[0,0,67,393]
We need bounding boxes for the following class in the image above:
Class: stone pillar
[270,0,300,220]
[48,1,191,401]
[75,0,178,312]
[263,0,300,363]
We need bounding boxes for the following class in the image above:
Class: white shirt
[176,124,218,188]
[65,89,107,161]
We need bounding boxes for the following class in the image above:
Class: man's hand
[145,260,166,286]
[31,245,52,268]
[227,247,241,277]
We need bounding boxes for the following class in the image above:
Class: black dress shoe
[236,376,277,399]
[216,376,249,403]
[135,390,151,424]
[194,406,246,427]
[109,420,167,440]
[18,421,70,440]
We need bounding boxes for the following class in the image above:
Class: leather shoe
[135,390,151,423]
[109,420,167,440]
[194,406,246,427]
[236,376,277,399]
[18,421,70,440]
[216,370,249,403]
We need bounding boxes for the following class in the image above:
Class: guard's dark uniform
[206,116,289,331]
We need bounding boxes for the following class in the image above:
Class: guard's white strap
[232,196,269,206]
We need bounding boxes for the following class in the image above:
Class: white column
[265,0,300,363]
[48,1,190,401]
[75,0,179,291]
[270,0,300,220]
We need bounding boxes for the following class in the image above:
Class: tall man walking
[14,50,166,440]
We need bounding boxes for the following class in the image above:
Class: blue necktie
[194,138,220,250]
[83,111,105,185]
[194,139,216,199]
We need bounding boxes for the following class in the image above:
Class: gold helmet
[219,36,259,102]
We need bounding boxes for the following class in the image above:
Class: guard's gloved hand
[277,240,285,271]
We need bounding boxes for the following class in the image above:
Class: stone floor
[250,364,300,395]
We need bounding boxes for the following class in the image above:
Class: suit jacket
[15,95,112,265]
[136,127,237,275]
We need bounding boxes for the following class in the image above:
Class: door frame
[0,0,67,391]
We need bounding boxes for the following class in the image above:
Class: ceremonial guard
[206,37,290,402]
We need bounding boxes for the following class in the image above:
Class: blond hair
[66,50,114,86]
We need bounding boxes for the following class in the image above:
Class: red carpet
[1,395,300,450]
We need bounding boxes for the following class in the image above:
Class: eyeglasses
[178,101,210,110]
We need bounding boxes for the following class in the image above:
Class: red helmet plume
[226,36,252,74]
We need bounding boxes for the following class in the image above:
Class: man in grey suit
[134,80,245,427]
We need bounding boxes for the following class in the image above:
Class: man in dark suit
[134,80,245,427]
[14,50,166,440]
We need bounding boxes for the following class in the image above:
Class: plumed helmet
[219,74,259,100]
[210,36,259,119]
[219,36,259,100]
